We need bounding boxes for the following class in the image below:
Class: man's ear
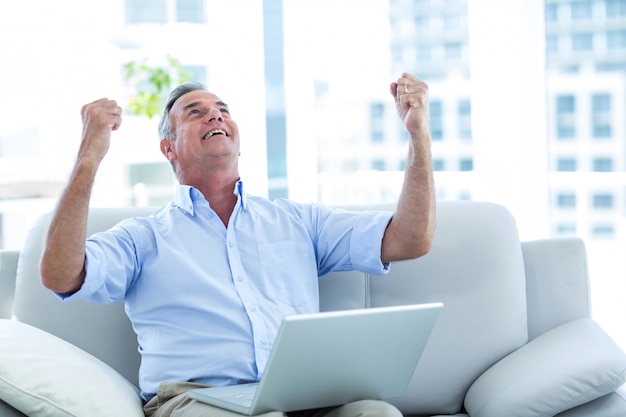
[160,139,175,160]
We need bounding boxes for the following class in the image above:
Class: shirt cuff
[350,210,394,275]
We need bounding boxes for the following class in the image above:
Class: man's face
[162,90,241,174]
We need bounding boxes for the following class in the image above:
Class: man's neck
[183,172,240,227]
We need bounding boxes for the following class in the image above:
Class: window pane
[557,193,577,208]
[176,0,206,23]
[592,158,613,172]
[557,158,577,171]
[125,0,167,23]
[607,0,626,17]
[572,33,593,51]
[571,1,592,19]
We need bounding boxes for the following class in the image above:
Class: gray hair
[158,81,208,140]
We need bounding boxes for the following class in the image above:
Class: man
[40,72,435,417]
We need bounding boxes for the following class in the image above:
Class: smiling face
[160,90,241,183]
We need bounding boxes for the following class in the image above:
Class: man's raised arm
[381,73,436,263]
[40,99,122,294]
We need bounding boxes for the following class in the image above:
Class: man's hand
[390,73,430,139]
[77,98,122,165]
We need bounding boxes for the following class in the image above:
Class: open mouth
[203,129,227,140]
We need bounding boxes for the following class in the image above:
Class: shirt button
[228,241,235,247]
[237,275,244,282]
[249,305,257,312]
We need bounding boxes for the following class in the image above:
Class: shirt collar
[173,180,248,215]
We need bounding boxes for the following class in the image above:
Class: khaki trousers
[143,382,403,417]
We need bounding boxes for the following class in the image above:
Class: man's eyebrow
[182,100,229,112]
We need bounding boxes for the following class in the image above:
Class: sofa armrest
[522,237,591,340]
[464,318,626,417]
[0,250,19,319]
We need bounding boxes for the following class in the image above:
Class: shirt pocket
[257,241,317,307]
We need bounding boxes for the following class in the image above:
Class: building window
[125,0,167,23]
[572,33,593,51]
[176,0,205,23]
[592,157,613,172]
[607,30,626,49]
[571,1,593,19]
[557,224,577,235]
[444,42,463,60]
[458,99,471,140]
[593,193,614,208]
[545,3,558,21]
[430,100,443,140]
[607,0,626,17]
[556,95,576,139]
[125,0,206,24]
[417,45,432,62]
[433,159,445,171]
[557,158,577,171]
[546,35,559,53]
[370,103,385,143]
[372,159,386,171]
[592,93,612,138]
[557,193,576,208]
[592,224,615,238]
[459,158,473,171]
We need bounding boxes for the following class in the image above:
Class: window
[557,158,578,171]
[430,101,443,140]
[444,13,462,30]
[546,3,559,21]
[557,193,577,208]
[571,1,593,19]
[607,30,626,49]
[572,33,593,51]
[372,159,386,171]
[458,99,472,140]
[557,223,577,235]
[546,35,559,53]
[125,0,205,24]
[176,0,205,23]
[370,103,385,143]
[556,95,576,139]
[592,93,612,138]
[607,0,626,17]
[417,46,432,61]
[592,157,613,172]
[433,159,445,171]
[459,158,473,171]
[592,224,615,238]
[125,0,167,23]
[444,42,463,60]
[593,193,614,209]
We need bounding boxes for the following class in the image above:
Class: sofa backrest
[12,201,530,415]
[320,201,529,415]
[12,207,153,386]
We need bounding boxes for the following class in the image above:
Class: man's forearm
[381,139,435,263]
[40,159,99,294]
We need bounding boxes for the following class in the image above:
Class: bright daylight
[1,0,626,416]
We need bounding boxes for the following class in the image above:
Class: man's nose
[206,107,223,123]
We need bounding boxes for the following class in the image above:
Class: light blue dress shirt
[61,181,392,401]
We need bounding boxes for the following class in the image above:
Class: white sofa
[1,201,626,417]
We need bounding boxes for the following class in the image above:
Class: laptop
[187,302,443,415]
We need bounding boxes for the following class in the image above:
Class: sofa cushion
[464,318,626,417]
[365,201,528,414]
[0,319,143,417]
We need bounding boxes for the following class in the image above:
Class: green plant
[121,56,192,119]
